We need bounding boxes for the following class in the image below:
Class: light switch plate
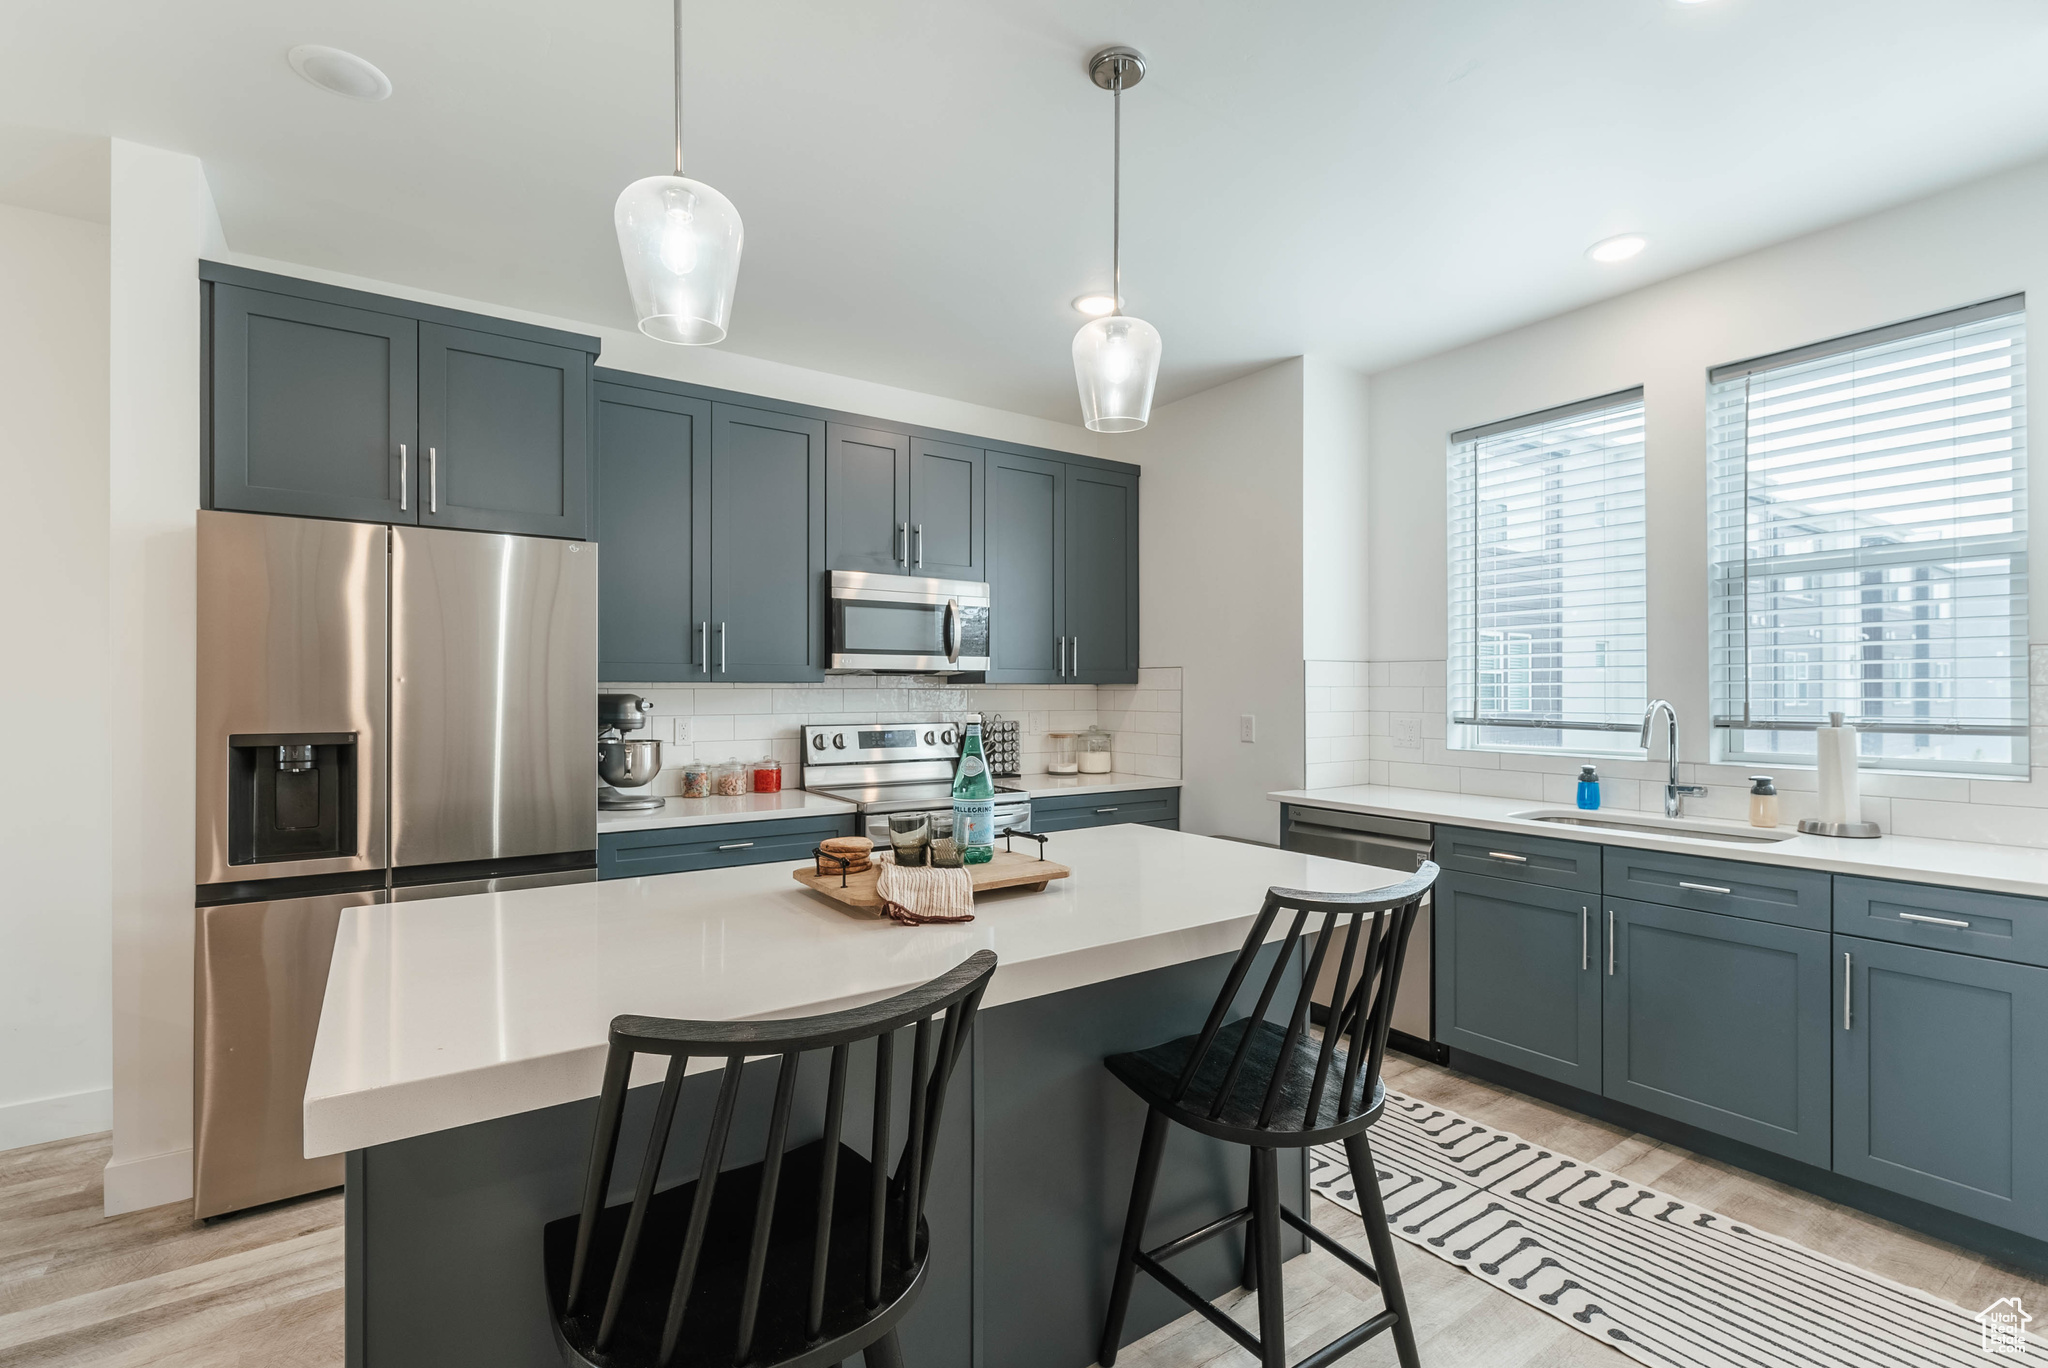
[1392,718,1421,750]
[1239,713,1256,743]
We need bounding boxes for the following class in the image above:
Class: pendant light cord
[1110,62,1122,317]
[673,0,685,175]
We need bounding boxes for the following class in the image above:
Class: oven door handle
[944,597,960,664]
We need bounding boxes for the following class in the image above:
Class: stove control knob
[812,733,827,750]
[941,727,955,745]
[831,734,847,749]
[924,730,935,745]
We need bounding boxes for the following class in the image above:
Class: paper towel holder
[1798,710,1883,838]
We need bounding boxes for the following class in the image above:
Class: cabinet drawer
[1835,877,2048,968]
[1031,788,1178,832]
[1437,826,1599,894]
[1602,847,1829,931]
[598,814,857,879]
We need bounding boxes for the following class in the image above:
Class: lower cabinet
[1834,935,2048,1239]
[1030,788,1179,833]
[1604,899,1832,1166]
[597,814,857,880]
[1433,871,1602,1092]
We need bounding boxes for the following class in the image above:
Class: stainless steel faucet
[1640,699,1708,818]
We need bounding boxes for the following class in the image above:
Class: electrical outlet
[670,717,691,744]
[1239,713,1257,744]
[1392,717,1421,750]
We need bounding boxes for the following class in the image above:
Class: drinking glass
[888,813,930,867]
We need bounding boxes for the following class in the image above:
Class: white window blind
[1449,389,1647,753]
[1707,296,2029,776]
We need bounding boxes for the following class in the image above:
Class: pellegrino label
[952,718,995,864]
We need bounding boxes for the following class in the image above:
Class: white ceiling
[6,1,2048,421]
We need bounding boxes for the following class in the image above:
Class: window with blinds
[1448,389,1648,753]
[1707,296,2028,776]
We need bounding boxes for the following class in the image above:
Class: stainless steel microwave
[828,570,990,674]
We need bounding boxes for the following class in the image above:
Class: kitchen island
[307,824,1404,1368]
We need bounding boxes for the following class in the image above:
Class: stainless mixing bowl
[598,738,663,788]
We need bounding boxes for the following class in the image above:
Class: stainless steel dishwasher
[1280,806,1444,1062]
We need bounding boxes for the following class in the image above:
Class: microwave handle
[944,597,960,663]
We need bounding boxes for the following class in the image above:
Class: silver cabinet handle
[1487,851,1527,864]
[900,521,909,567]
[1073,636,1079,675]
[717,841,755,851]
[719,621,727,673]
[1095,807,1119,814]
[1842,951,1852,1030]
[1607,908,1615,976]
[700,621,709,676]
[1057,636,1066,677]
[427,447,439,513]
[915,524,924,569]
[1678,881,1731,895]
[398,443,409,511]
[1581,907,1589,971]
[1897,911,1970,928]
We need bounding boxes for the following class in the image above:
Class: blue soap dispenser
[1576,764,1601,811]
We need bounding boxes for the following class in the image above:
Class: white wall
[0,199,111,1149]
[104,139,223,1214]
[1129,359,1306,840]
[1301,358,1371,664]
[1361,147,2048,844]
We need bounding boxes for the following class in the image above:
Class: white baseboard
[0,1086,112,1152]
[102,1145,193,1216]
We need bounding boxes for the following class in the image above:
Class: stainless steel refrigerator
[192,510,596,1217]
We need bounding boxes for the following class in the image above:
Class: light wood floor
[3,1055,2041,1367]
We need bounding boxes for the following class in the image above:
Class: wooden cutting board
[791,848,1070,911]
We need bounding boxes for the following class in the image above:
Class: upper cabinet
[203,263,598,539]
[825,424,913,574]
[708,404,827,682]
[910,439,983,580]
[986,452,1137,684]
[594,381,709,681]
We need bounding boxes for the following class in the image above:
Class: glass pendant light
[615,0,742,345]
[1073,46,1162,433]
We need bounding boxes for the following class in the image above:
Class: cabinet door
[594,383,710,680]
[417,322,591,539]
[709,404,827,681]
[210,284,417,523]
[1064,465,1139,683]
[910,438,984,580]
[1604,899,1831,1165]
[1434,871,1602,1091]
[986,452,1065,683]
[825,424,911,574]
[1835,935,2048,1239]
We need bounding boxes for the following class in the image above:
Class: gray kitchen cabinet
[208,283,418,524]
[709,404,827,682]
[1835,876,2048,968]
[987,451,1066,682]
[1603,898,1832,1166]
[1434,870,1602,1092]
[1438,825,1600,895]
[597,813,857,879]
[1065,465,1139,683]
[910,438,983,579]
[1603,846,1831,932]
[417,323,591,540]
[1030,787,1179,832]
[825,423,913,574]
[1834,934,2048,1240]
[593,381,710,680]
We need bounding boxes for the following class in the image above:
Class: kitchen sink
[1510,808,1797,844]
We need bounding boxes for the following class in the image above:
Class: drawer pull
[1095,807,1120,814]
[1896,911,1971,929]
[1678,881,1731,895]
[716,841,756,851]
[1487,851,1527,864]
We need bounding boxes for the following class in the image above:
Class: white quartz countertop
[1011,772,1183,799]
[1270,784,2048,898]
[304,825,1400,1157]
[597,789,856,835]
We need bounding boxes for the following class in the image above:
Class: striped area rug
[1309,1092,2046,1367]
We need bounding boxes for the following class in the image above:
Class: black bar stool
[543,950,995,1368]
[1097,866,1436,1368]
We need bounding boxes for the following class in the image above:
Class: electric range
[800,720,1030,844]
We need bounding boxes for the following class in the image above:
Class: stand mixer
[598,692,665,811]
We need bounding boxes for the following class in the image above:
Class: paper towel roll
[1816,711,1861,826]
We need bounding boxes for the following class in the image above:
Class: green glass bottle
[952,714,995,865]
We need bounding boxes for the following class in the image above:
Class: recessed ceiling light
[1072,293,1122,317]
[288,45,392,101]
[1586,233,1648,264]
